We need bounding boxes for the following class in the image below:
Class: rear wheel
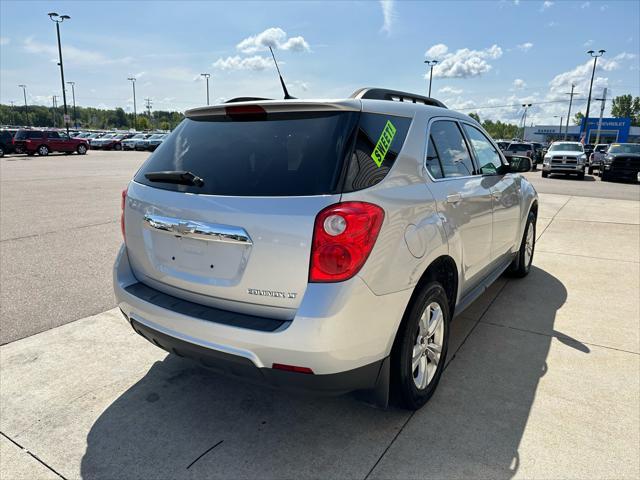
[77,144,87,155]
[37,145,49,156]
[601,170,609,181]
[0,146,4,158]
[392,282,450,410]
[577,172,585,180]
[114,143,122,151]
[542,171,548,178]
[508,211,536,278]
[588,166,594,174]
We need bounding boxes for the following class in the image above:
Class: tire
[577,172,585,180]
[77,144,87,155]
[37,145,49,156]
[541,171,548,178]
[508,211,536,278]
[114,143,122,151]
[601,170,609,181]
[0,146,4,158]
[391,282,450,410]
[588,167,593,175]
[27,152,35,156]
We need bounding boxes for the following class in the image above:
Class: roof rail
[225,97,273,103]
[350,88,447,109]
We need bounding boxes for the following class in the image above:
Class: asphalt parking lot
[1,151,639,479]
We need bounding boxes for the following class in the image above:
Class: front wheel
[114,143,122,151]
[77,144,87,155]
[0,146,4,158]
[392,282,450,410]
[588,166,594,175]
[37,145,49,156]
[541,171,548,178]
[508,211,536,278]
[577,172,585,180]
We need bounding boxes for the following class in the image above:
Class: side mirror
[507,156,532,173]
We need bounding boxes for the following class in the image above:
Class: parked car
[541,141,587,179]
[600,143,640,182]
[91,133,133,150]
[114,88,538,410]
[583,144,595,160]
[496,140,510,151]
[146,133,167,151]
[134,135,153,151]
[122,133,150,150]
[0,129,18,157]
[13,129,89,156]
[531,142,545,165]
[506,142,536,170]
[85,132,105,146]
[588,143,609,174]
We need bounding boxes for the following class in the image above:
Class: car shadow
[80,267,582,479]
[548,173,595,181]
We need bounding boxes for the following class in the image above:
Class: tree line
[0,103,184,131]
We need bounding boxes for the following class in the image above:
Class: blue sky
[1,0,638,124]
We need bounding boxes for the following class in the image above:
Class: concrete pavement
[1,192,638,479]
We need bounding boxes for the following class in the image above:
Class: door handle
[446,193,462,204]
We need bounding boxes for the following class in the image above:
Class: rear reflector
[272,363,314,374]
[120,188,127,241]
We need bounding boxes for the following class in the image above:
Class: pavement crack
[363,413,414,480]
[186,440,224,470]
[1,220,118,243]
[0,431,67,479]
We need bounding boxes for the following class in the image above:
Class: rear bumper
[113,245,411,390]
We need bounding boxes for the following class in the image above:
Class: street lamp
[521,103,532,140]
[48,12,71,135]
[424,60,438,97]
[200,73,211,105]
[584,49,605,126]
[67,81,77,128]
[18,84,29,125]
[554,115,564,141]
[127,77,137,130]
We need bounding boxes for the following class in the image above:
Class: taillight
[309,202,384,283]
[120,188,127,241]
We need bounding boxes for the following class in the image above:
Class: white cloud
[213,55,272,71]
[155,67,201,82]
[584,39,594,47]
[513,78,527,89]
[425,44,503,78]
[0,37,9,46]
[581,1,590,8]
[547,21,558,27]
[23,36,132,65]
[541,1,554,10]
[236,27,309,53]
[517,42,533,52]
[379,0,396,35]
[514,0,520,5]
[438,86,463,95]
[600,4,608,11]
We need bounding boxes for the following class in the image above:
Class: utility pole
[424,60,438,97]
[52,96,58,127]
[18,84,29,125]
[67,81,77,128]
[145,98,153,128]
[594,88,607,146]
[127,77,137,130]
[564,84,579,140]
[584,49,605,127]
[520,103,532,140]
[201,73,211,105]
[48,12,71,136]
[554,115,563,141]
[10,101,16,126]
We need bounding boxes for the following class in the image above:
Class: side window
[428,120,475,177]
[29,131,43,139]
[342,113,411,192]
[462,124,502,175]
[425,135,444,179]
[47,131,60,139]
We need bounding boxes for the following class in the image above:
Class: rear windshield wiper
[144,171,204,187]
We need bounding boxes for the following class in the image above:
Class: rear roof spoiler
[350,88,447,109]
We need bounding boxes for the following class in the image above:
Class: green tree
[611,94,640,126]
[468,112,481,123]
[573,111,584,126]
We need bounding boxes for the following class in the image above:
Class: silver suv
[114,88,538,410]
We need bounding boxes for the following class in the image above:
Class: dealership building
[524,117,639,144]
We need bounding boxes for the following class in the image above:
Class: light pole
[521,103,532,140]
[584,49,605,126]
[9,101,15,126]
[67,81,77,128]
[127,77,137,130]
[18,84,29,125]
[48,12,71,136]
[554,115,563,141]
[424,60,438,97]
[200,73,211,105]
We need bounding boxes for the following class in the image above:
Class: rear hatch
[124,101,362,319]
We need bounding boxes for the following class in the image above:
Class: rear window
[134,111,410,196]
[507,143,532,151]
[15,131,43,140]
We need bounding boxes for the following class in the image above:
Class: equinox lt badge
[248,288,297,299]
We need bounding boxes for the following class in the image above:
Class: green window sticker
[371,120,397,168]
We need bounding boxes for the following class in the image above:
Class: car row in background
[75,130,168,151]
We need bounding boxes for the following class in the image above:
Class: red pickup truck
[13,129,89,156]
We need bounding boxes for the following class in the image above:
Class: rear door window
[428,120,475,178]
